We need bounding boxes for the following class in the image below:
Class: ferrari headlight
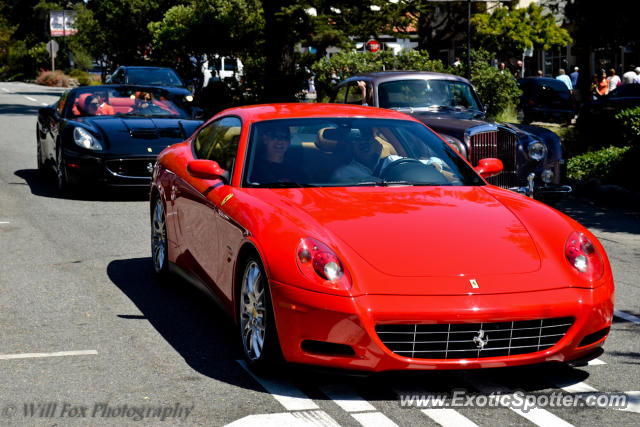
[565,232,604,282]
[296,237,351,291]
[528,141,546,161]
[73,127,102,150]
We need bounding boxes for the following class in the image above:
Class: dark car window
[378,79,481,111]
[111,68,124,84]
[57,91,69,115]
[609,84,640,98]
[127,68,184,87]
[243,118,483,188]
[193,116,242,173]
[345,82,370,105]
[333,85,348,103]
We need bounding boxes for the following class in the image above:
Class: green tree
[472,3,571,59]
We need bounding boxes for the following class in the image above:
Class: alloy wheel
[151,198,167,273]
[240,260,266,361]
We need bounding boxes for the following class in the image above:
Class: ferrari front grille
[469,129,518,188]
[375,317,574,359]
[105,158,155,179]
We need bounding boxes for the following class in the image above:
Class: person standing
[596,70,609,97]
[570,67,579,88]
[556,69,573,91]
[622,65,637,85]
[607,68,621,92]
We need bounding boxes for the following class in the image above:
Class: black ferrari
[36,84,204,192]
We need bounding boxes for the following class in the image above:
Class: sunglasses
[88,102,99,107]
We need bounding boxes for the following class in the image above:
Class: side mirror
[474,158,503,179]
[187,159,229,183]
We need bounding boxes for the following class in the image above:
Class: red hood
[264,186,541,278]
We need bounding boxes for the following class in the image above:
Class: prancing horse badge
[470,279,479,289]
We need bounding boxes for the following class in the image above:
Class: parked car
[202,54,243,87]
[107,66,186,89]
[517,77,576,123]
[579,83,640,121]
[331,72,571,200]
[150,103,613,373]
[36,85,203,192]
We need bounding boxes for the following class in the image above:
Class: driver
[330,128,399,182]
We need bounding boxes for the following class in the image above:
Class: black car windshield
[243,118,484,188]
[127,68,184,87]
[378,79,482,111]
[67,86,195,119]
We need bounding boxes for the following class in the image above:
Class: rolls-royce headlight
[528,141,546,161]
[73,127,102,150]
[541,169,554,183]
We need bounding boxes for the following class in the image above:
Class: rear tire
[238,255,282,374]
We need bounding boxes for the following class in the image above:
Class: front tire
[55,144,69,193]
[151,196,170,280]
[36,131,45,175]
[238,256,282,374]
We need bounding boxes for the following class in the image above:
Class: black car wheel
[36,136,45,175]
[238,255,282,374]
[151,196,170,280]
[55,144,69,193]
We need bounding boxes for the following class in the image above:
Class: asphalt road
[0,82,638,426]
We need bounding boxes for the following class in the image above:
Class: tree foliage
[472,3,571,59]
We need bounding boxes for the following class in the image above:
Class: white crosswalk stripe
[319,384,398,427]
[465,378,574,427]
[614,310,640,325]
[237,361,319,411]
[421,409,480,427]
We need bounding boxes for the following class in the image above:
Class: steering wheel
[380,158,449,185]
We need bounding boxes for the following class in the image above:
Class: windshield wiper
[353,180,433,187]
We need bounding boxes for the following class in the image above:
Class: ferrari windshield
[378,79,482,111]
[244,118,484,188]
[67,86,195,119]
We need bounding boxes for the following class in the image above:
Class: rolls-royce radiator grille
[375,317,574,359]
[105,158,155,179]
[469,130,518,188]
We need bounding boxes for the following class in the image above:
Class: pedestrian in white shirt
[608,68,621,91]
[622,65,637,84]
[556,69,573,91]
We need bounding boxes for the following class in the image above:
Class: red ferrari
[150,103,613,373]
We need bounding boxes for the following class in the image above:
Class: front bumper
[63,148,155,187]
[270,281,613,372]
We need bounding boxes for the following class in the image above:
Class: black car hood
[403,110,488,138]
[77,116,202,155]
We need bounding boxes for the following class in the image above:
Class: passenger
[250,125,306,184]
[94,90,115,115]
[128,91,166,115]
[83,95,102,116]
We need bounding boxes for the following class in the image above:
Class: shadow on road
[106,257,261,390]
[14,168,149,201]
[555,196,640,235]
[0,103,42,115]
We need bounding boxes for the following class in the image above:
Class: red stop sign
[366,40,380,53]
